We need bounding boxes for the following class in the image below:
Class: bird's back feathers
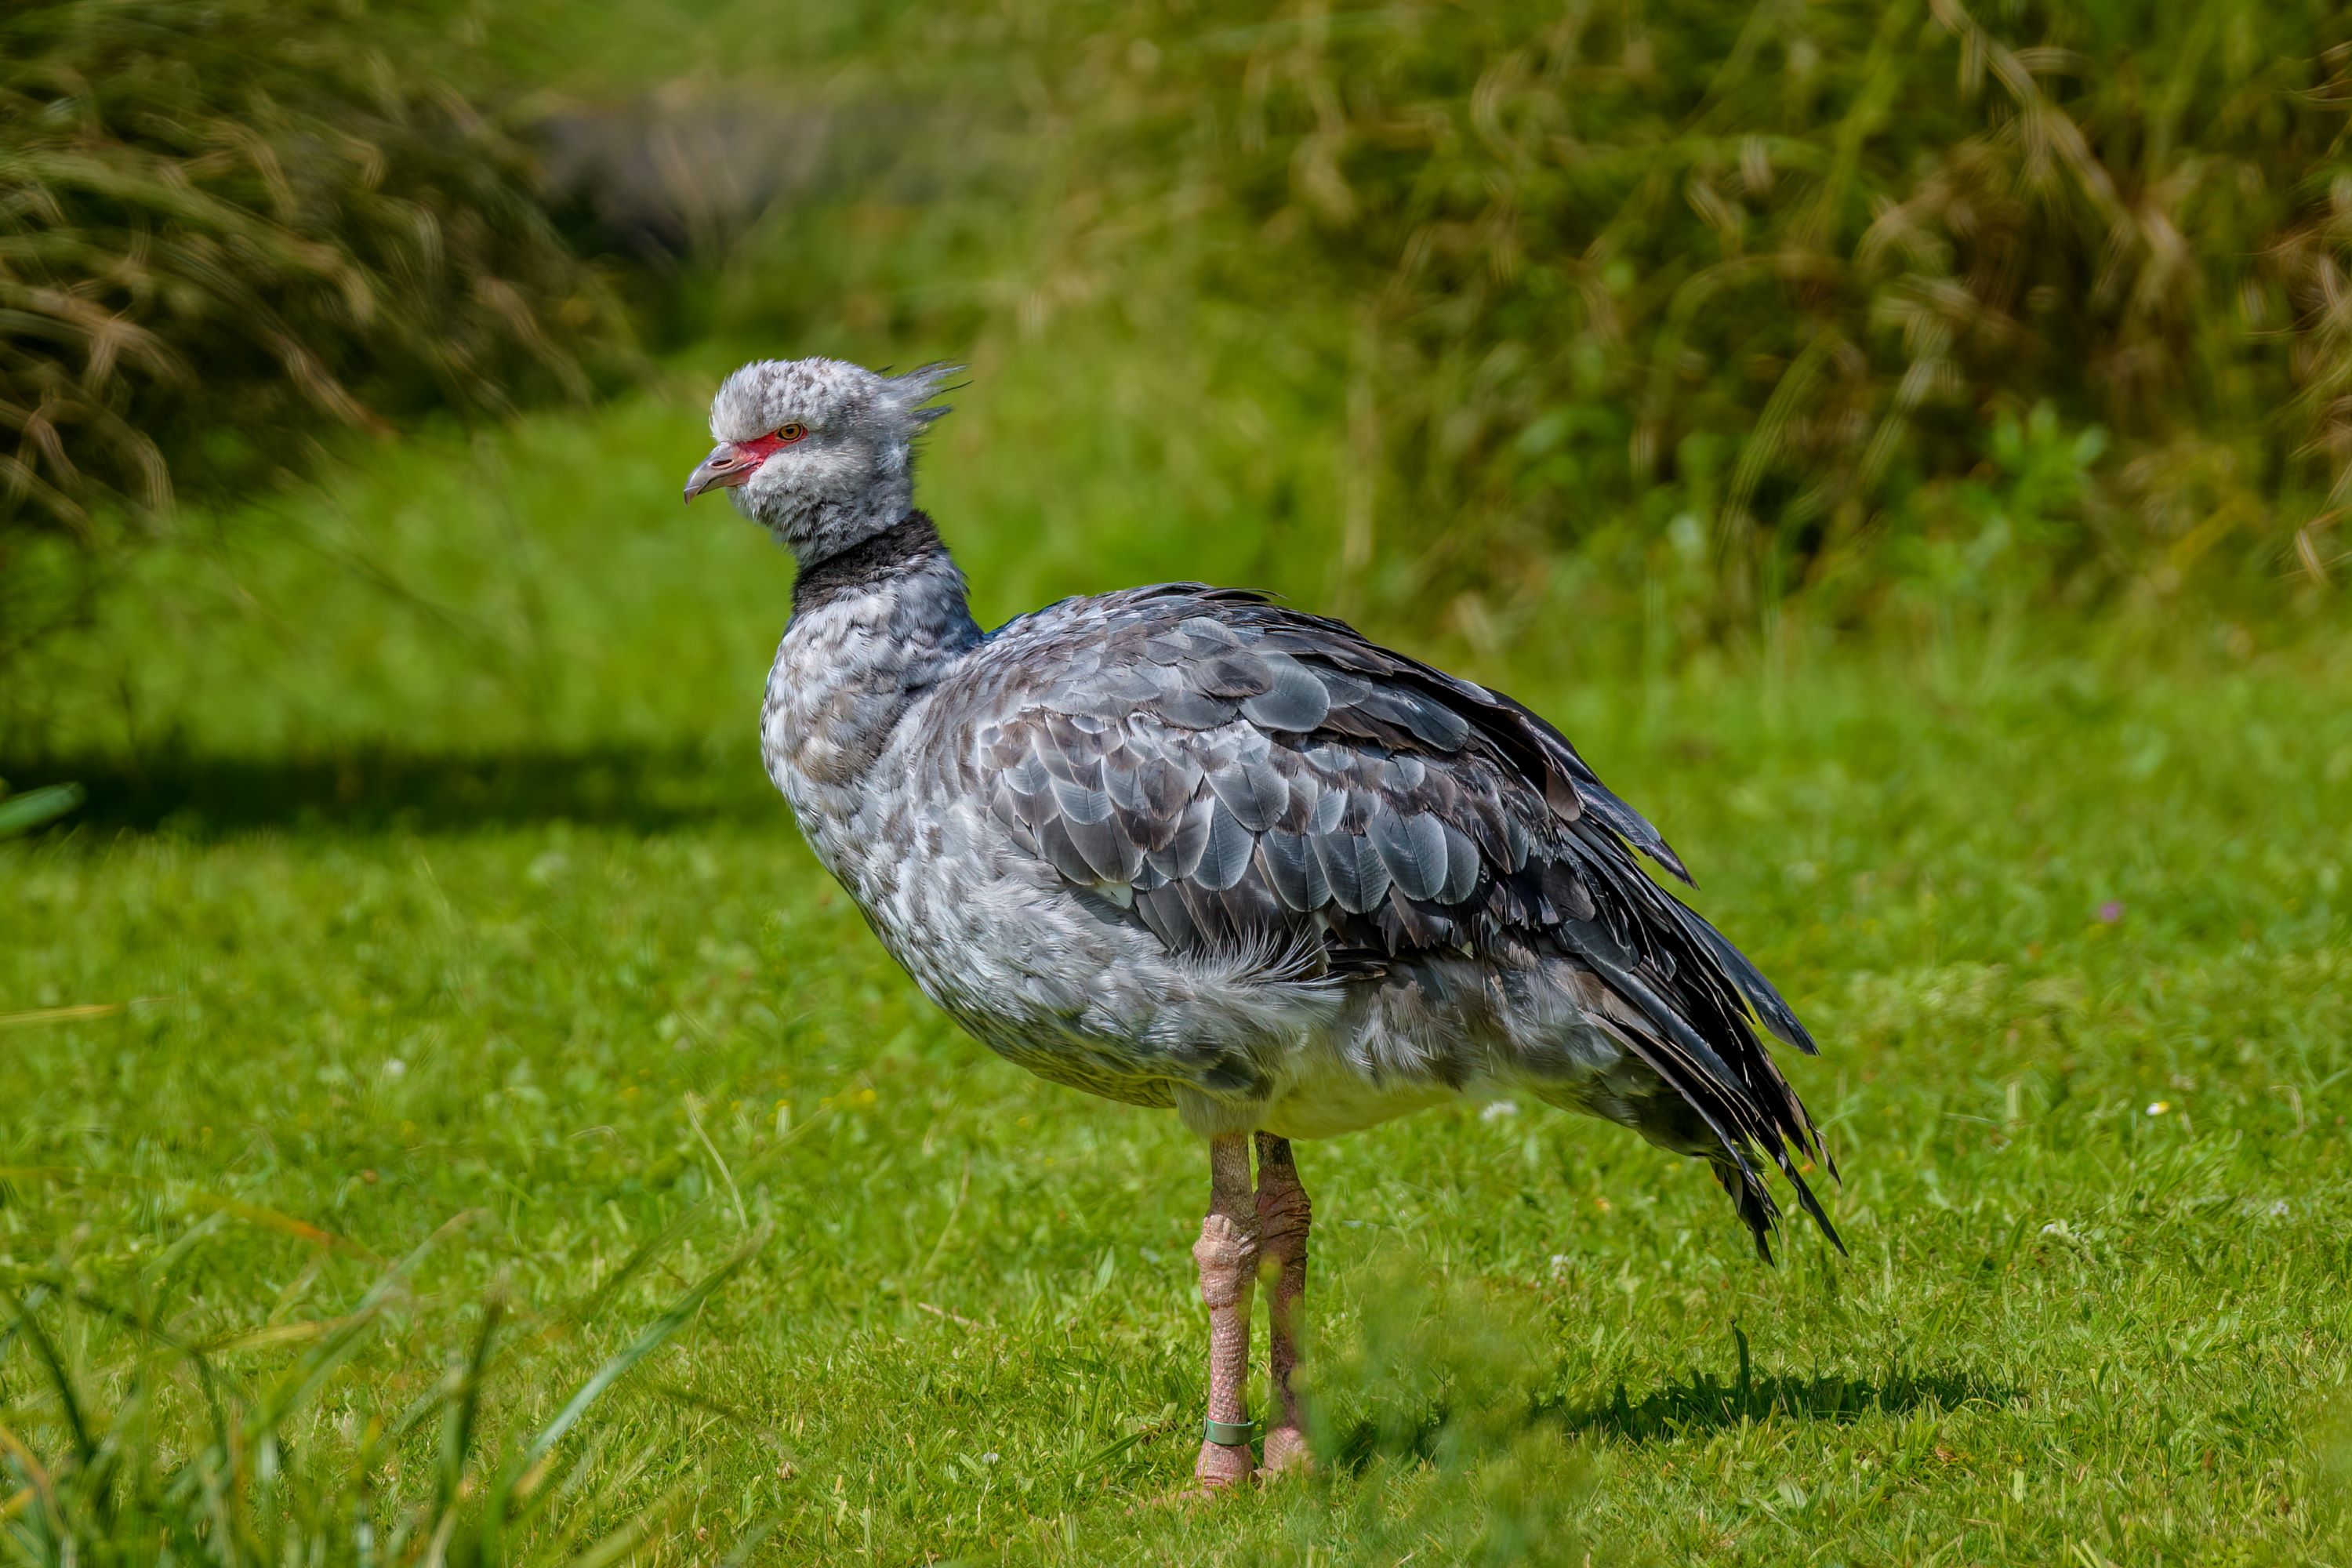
[918,583,1838,1257]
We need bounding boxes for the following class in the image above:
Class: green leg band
[1203,1417,1256,1448]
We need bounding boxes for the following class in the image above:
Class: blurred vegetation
[0,0,626,664]
[696,0,2352,629]
[8,0,2352,693]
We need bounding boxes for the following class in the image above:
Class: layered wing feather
[921,584,1835,1256]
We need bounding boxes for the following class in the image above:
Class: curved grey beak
[684,441,754,503]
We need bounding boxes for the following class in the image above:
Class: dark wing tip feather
[1716,1163,1780,1263]
[1720,1143,1843,1263]
[1788,1163,1847,1256]
[1483,691,1695,884]
[1675,898,1820,1055]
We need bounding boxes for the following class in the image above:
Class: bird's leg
[1253,1131,1312,1475]
[1190,1132,1259,1490]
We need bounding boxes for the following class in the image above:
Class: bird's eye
[776,423,808,443]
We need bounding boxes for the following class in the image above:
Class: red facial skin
[682,425,807,502]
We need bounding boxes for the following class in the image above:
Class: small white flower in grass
[2146,1101,2170,1116]
[1481,1099,1520,1123]
[383,1058,407,1080]
[1548,1254,1571,1280]
[2269,1200,2290,1218]
[982,1453,999,1465]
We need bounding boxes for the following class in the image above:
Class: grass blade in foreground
[0,1213,776,1568]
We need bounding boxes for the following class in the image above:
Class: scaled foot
[1193,1436,1256,1491]
[1258,1424,1312,1478]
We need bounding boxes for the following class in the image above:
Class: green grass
[5,372,2352,1564]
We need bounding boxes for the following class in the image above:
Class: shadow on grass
[1553,1362,2021,1444]
[8,744,781,836]
[1323,1363,2019,1473]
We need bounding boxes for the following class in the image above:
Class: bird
[684,357,1838,1493]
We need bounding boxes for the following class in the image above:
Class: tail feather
[1573,887,1842,1261]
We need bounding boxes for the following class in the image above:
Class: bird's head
[684,357,958,561]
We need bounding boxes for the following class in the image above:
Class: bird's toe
[1192,1436,1257,1493]
[1257,1425,1312,1478]
[1138,1447,1254,1510]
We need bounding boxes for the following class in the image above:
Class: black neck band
[790,512,947,619]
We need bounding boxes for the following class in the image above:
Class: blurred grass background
[4,0,2351,1563]
[9,0,2352,729]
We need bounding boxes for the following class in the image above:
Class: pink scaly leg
[1254,1132,1312,1475]
[1190,1132,1258,1491]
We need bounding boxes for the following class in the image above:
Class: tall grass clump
[0,0,626,666]
[720,0,2352,627]
[0,1212,768,1568]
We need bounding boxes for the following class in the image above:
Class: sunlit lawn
[5,378,2350,1563]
